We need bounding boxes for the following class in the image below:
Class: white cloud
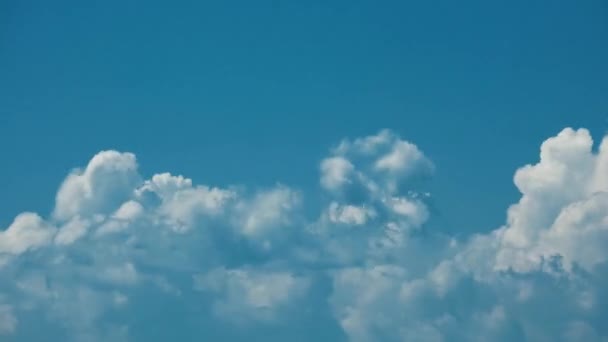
[374,140,432,176]
[489,128,608,273]
[328,202,376,225]
[136,173,235,232]
[330,265,408,342]
[321,130,434,202]
[313,131,435,266]
[326,128,608,341]
[0,128,607,341]
[386,196,429,227]
[236,186,301,238]
[55,217,89,245]
[193,268,309,323]
[0,213,55,256]
[537,192,608,271]
[95,201,144,236]
[336,129,392,155]
[320,157,354,191]
[113,201,144,221]
[53,151,139,221]
[135,172,192,198]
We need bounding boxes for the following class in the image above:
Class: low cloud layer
[1,128,607,341]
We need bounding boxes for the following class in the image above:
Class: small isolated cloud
[1,128,607,341]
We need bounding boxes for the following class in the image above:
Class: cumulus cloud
[236,186,300,238]
[327,202,376,225]
[0,127,607,341]
[486,128,608,273]
[53,151,139,221]
[0,213,55,256]
[326,129,434,196]
[326,128,608,341]
[193,268,309,323]
[320,157,354,192]
[54,217,90,245]
[135,172,235,232]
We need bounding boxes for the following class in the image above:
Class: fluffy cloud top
[1,128,607,341]
[0,213,55,256]
[53,151,139,221]
[493,128,608,273]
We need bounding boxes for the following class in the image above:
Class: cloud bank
[1,127,608,341]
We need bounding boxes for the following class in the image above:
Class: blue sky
[1,1,608,341]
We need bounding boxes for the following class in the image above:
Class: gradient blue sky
[1,1,608,341]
